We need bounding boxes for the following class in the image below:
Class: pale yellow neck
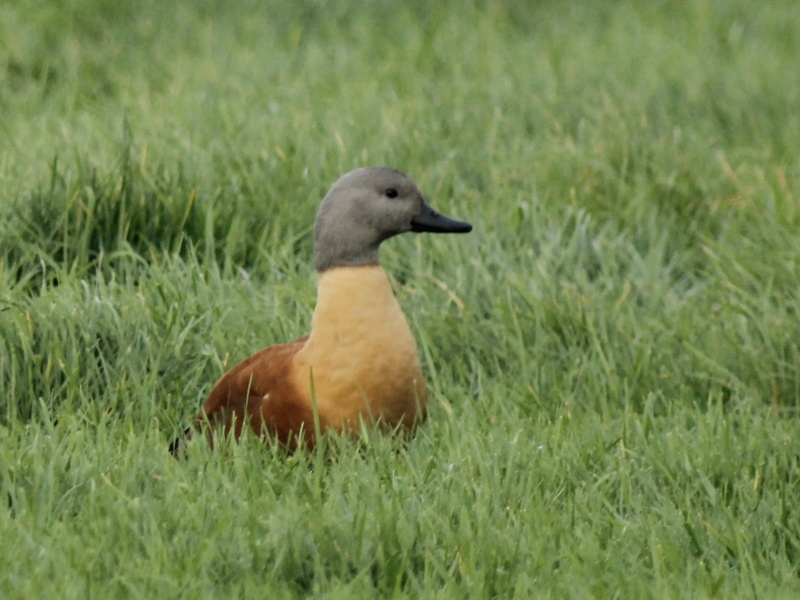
[303,265,410,355]
[292,265,425,427]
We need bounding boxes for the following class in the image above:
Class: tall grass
[2,0,800,597]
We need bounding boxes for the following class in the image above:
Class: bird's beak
[411,201,472,233]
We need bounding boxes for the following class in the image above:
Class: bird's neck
[312,233,381,272]
[292,264,425,427]
[306,265,407,341]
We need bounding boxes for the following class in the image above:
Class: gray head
[313,167,472,272]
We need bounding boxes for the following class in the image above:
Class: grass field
[2,0,800,597]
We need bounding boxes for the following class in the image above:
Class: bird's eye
[385,188,399,198]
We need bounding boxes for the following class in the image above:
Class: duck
[170,167,471,456]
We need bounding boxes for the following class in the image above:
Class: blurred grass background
[1,0,799,597]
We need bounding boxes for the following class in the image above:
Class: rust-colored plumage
[188,335,314,451]
[170,167,471,456]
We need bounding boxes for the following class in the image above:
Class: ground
[1,1,799,597]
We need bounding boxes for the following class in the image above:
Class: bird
[170,167,472,456]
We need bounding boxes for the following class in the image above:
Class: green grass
[2,0,800,597]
